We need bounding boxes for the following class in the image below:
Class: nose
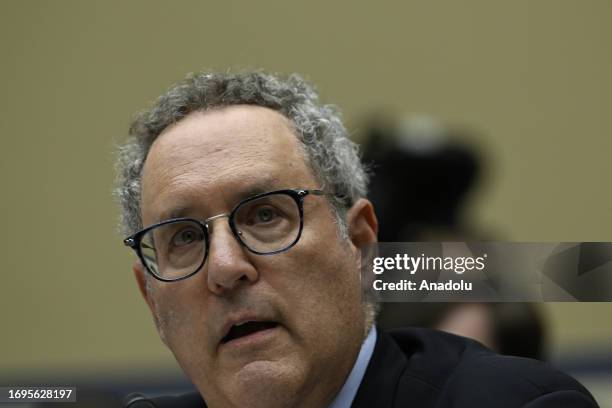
[205,216,259,295]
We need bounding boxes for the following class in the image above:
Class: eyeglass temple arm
[303,189,347,203]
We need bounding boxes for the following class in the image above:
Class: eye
[249,206,279,225]
[171,227,203,247]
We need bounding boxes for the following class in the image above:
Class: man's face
[136,106,372,408]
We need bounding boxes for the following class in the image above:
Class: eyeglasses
[124,189,325,282]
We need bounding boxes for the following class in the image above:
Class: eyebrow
[155,178,283,223]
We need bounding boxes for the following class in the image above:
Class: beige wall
[1,0,611,373]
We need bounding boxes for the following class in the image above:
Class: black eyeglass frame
[123,188,326,282]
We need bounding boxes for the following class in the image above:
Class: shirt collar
[327,326,377,408]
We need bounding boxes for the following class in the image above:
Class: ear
[346,198,378,250]
[133,260,155,314]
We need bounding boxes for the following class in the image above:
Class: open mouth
[221,321,279,344]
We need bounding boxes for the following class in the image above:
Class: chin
[221,360,304,408]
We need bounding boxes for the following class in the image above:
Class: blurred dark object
[378,302,546,360]
[124,392,157,407]
[362,116,481,241]
[363,115,546,360]
[492,303,546,360]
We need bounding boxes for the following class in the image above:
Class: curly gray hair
[115,71,369,237]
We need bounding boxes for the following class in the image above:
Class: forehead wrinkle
[150,124,297,178]
[141,105,317,224]
[142,151,290,224]
[160,169,279,211]
[147,141,285,198]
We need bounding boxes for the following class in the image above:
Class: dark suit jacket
[133,327,598,407]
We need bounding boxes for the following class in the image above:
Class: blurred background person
[362,115,546,360]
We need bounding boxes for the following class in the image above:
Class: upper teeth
[235,321,249,326]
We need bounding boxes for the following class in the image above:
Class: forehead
[140,105,316,223]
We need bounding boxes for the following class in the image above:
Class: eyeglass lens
[139,192,301,280]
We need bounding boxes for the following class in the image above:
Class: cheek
[297,220,360,293]
[261,229,363,334]
[149,287,212,370]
